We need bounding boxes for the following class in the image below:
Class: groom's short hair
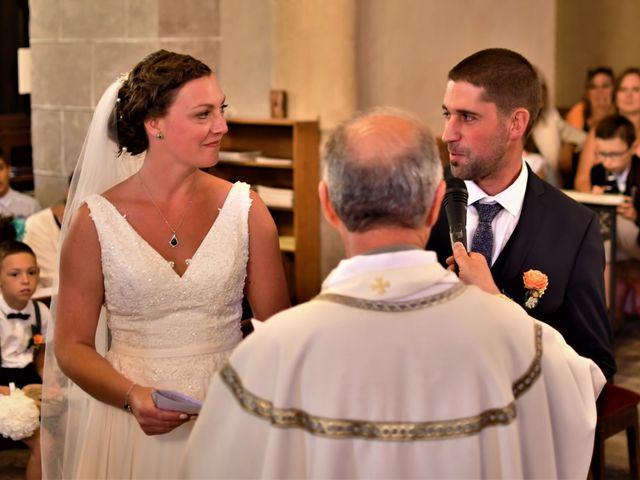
[448,48,541,138]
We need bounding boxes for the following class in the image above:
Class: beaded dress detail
[71,181,251,479]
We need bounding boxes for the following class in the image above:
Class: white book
[151,389,202,414]
[256,185,294,208]
[255,156,293,166]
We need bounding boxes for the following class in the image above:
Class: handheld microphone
[442,177,468,249]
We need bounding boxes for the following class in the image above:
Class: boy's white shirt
[0,294,50,368]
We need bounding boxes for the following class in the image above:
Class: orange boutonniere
[523,269,548,309]
[27,325,44,352]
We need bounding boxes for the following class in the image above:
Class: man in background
[181,108,605,479]
[0,148,40,220]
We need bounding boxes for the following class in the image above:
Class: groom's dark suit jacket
[427,167,616,379]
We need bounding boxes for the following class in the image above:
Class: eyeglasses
[596,150,630,159]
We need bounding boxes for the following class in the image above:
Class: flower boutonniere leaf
[523,269,548,309]
[27,324,44,352]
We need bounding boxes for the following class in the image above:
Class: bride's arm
[55,205,189,435]
[244,192,291,321]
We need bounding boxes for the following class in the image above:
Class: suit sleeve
[426,207,453,266]
[562,212,616,379]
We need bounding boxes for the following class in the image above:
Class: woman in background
[566,67,616,132]
[42,50,289,479]
[561,67,616,188]
[575,68,640,192]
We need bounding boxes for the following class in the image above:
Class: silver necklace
[137,172,196,248]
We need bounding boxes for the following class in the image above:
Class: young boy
[590,114,640,259]
[0,240,51,480]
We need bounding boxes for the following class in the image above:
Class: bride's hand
[127,385,191,436]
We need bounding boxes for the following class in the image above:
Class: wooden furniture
[0,113,33,191]
[562,190,623,326]
[591,383,640,479]
[207,118,320,303]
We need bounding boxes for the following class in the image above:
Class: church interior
[2,0,640,478]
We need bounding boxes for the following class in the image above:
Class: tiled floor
[2,320,640,479]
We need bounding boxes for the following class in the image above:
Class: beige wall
[29,0,222,207]
[556,0,640,109]
[357,0,557,135]
[28,0,558,279]
[220,0,357,277]
[219,0,271,118]
[25,0,640,293]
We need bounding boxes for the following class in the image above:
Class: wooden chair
[591,383,640,479]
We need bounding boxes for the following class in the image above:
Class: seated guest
[590,114,640,259]
[561,67,616,188]
[590,114,640,319]
[0,149,40,221]
[24,188,67,292]
[529,67,587,187]
[0,241,50,480]
[566,67,616,132]
[575,68,640,192]
[181,109,606,479]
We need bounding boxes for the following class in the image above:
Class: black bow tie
[7,312,30,320]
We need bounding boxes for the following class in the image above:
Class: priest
[180,108,605,479]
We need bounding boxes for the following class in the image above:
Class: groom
[427,48,616,379]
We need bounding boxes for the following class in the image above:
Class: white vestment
[181,250,605,479]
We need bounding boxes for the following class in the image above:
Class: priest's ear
[318,180,342,229]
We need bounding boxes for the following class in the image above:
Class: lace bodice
[85,181,251,398]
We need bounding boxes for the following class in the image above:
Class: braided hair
[113,50,212,155]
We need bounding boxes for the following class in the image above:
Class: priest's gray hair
[322,107,443,232]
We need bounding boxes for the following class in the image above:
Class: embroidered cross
[370,277,390,294]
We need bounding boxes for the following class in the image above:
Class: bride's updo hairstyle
[115,49,212,155]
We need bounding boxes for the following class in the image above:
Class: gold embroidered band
[512,322,543,398]
[219,292,543,441]
[313,282,466,312]
[220,364,517,441]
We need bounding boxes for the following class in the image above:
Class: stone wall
[29,0,222,206]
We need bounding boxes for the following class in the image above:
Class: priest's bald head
[320,108,444,256]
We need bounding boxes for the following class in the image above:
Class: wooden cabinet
[0,114,34,191]
[207,118,321,303]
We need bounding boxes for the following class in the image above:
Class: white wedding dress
[67,181,251,479]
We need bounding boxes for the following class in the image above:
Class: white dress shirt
[0,188,41,219]
[465,161,529,265]
[0,295,50,368]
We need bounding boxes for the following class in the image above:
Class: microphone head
[443,177,468,249]
[443,177,468,208]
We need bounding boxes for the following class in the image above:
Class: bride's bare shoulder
[198,170,236,202]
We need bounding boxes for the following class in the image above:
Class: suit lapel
[491,168,545,286]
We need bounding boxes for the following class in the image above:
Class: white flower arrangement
[0,383,40,440]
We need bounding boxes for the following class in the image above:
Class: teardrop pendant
[169,234,179,248]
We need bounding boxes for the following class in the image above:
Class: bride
[41,50,290,478]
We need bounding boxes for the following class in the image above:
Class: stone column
[29,0,222,206]
[271,0,357,277]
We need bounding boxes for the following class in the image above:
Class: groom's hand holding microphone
[443,177,500,295]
